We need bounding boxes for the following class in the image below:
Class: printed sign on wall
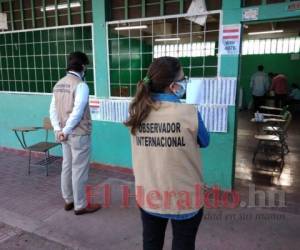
[219,24,241,55]
[287,1,300,11]
[89,98,101,120]
[242,8,259,21]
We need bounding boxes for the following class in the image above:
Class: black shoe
[74,204,102,215]
[64,202,74,211]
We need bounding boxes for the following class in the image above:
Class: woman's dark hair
[124,56,181,135]
[67,51,89,72]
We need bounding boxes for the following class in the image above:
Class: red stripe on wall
[223,35,239,39]
[223,29,239,33]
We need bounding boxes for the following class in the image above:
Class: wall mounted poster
[219,24,241,55]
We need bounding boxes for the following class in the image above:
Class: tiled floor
[235,110,300,214]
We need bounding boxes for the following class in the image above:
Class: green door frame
[222,0,300,188]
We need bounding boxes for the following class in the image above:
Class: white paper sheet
[186,78,204,105]
[186,77,237,105]
[93,99,228,133]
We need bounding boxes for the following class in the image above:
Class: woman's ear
[169,82,180,92]
[167,82,176,93]
[165,82,179,93]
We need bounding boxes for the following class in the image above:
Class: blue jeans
[140,207,204,250]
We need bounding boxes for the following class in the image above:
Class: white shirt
[49,71,89,135]
[250,71,269,96]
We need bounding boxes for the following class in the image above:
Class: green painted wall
[240,54,300,107]
[0,93,235,189]
[92,0,109,97]
[219,0,241,189]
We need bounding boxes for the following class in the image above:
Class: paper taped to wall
[91,99,228,133]
[198,105,228,133]
[186,77,237,105]
[186,78,205,104]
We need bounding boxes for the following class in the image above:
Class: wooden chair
[12,117,61,176]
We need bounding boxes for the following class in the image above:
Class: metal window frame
[112,0,187,16]
[106,10,223,100]
[0,23,97,98]
[0,0,90,31]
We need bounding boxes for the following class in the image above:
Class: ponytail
[124,79,156,135]
[125,57,181,134]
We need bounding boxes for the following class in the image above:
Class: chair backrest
[43,117,53,142]
[43,117,53,130]
[281,105,289,115]
[283,111,292,133]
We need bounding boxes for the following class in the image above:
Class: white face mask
[173,77,188,98]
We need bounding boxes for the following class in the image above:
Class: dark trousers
[140,208,204,250]
[252,95,265,112]
[275,94,287,108]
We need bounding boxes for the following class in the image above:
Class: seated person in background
[271,73,288,108]
[250,65,269,111]
[289,83,300,101]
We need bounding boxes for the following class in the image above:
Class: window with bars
[0,0,92,30]
[242,37,300,55]
[0,25,94,94]
[107,13,220,97]
[0,1,94,94]
[109,0,222,21]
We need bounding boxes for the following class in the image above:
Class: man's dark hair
[292,83,299,89]
[67,51,89,72]
[258,65,264,71]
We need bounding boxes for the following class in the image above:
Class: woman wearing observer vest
[124,57,209,250]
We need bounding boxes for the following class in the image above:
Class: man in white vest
[49,51,101,215]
